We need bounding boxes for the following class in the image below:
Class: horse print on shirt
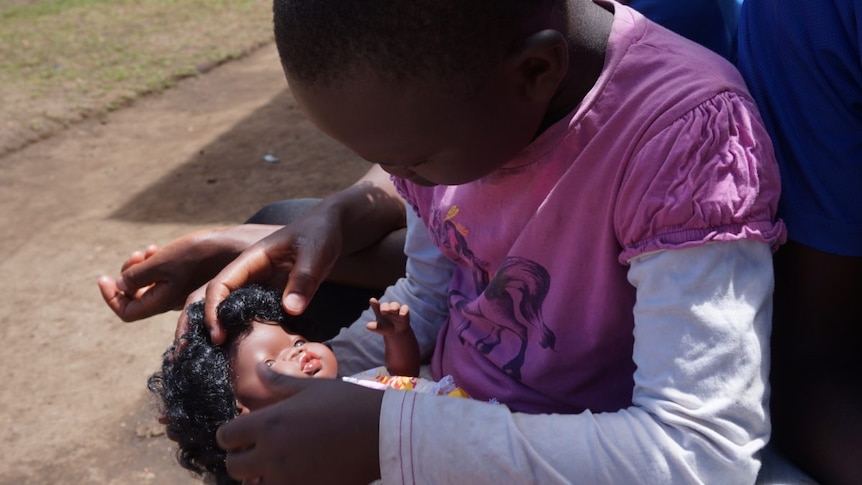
[431,206,557,381]
[450,256,557,380]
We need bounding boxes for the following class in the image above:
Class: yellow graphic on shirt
[445,205,470,238]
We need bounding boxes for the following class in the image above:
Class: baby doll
[148,285,462,485]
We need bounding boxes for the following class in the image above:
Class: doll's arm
[366,298,421,377]
[328,209,454,376]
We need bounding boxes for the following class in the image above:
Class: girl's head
[273,0,561,87]
[148,285,337,484]
[273,0,585,187]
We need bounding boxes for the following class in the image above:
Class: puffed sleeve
[615,91,785,263]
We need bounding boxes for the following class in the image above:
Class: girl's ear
[505,29,569,104]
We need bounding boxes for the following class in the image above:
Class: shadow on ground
[109,89,368,225]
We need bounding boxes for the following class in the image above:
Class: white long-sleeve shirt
[377,240,772,485]
[330,222,773,484]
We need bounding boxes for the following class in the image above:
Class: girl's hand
[97,225,280,342]
[202,166,406,342]
[217,363,384,485]
[203,212,346,343]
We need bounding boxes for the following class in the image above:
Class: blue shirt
[737,0,862,256]
[627,0,741,60]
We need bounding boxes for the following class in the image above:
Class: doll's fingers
[369,297,383,319]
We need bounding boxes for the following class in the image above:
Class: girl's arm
[200,165,407,342]
[379,240,772,484]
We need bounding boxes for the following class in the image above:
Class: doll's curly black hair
[147,285,307,485]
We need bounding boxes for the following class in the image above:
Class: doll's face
[229,320,338,414]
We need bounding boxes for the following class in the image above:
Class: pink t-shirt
[395,4,784,414]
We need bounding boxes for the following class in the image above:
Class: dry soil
[0,43,368,484]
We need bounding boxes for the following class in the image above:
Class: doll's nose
[287,346,304,360]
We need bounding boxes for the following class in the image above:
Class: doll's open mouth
[301,355,322,376]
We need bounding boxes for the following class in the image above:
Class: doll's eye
[265,360,275,367]
[293,340,306,348]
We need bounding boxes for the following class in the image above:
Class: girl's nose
[379,164,413,179]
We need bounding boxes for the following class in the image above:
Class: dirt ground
[0,43,369,484]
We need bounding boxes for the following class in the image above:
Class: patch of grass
[0,0,273,155]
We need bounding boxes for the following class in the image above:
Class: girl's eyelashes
[379,159,429,169]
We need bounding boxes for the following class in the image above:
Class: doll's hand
[367,297,420,376]
[366,297,411,336]
[217,363,383,485]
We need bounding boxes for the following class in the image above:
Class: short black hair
[148,285,305,485]
[273,0,558,87]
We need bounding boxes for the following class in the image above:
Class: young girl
[150,285,464,485]
[103,1,784,483]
